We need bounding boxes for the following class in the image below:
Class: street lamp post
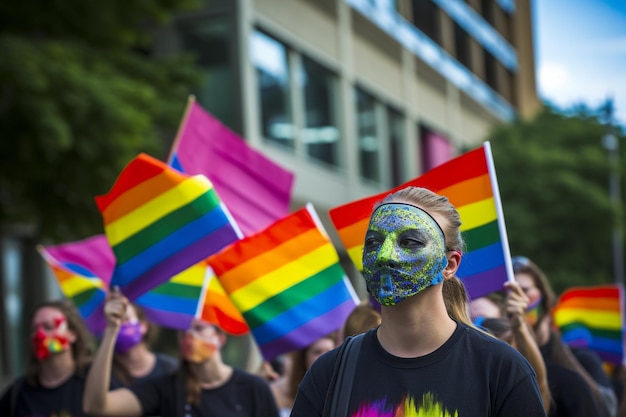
[602,131,625,286]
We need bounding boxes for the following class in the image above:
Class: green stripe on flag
[462,220,500,252]
[148,282,202,298]
[114,190,220,264]
[243,263,345,328]
[72,287,99,307]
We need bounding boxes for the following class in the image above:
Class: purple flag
[168,97,295,236]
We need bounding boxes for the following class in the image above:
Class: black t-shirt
[292,324,546,417]
[545,363,600,417]
[110,352,179,389]
[129,368,279,417]
[0,373,89,417]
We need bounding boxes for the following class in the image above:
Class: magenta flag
[168,97,295,236]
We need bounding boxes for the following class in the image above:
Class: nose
[376,237,399,267]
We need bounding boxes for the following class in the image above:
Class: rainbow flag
[329,142,513,299]
[208,204,359,360]
[95,153,242,301]
[38,237,112,334]
[168,97,294,236]
[199,269,250,336]
[552,285,624,364]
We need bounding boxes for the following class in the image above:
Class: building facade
[0,0,539,388]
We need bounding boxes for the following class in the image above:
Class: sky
[533,0,626,128]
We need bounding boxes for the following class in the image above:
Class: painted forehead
[368,203,446,243]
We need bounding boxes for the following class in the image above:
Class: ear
[66,329,78,344]
[443,251,462,280]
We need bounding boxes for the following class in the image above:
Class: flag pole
[483,141,515,282]
[167,94,196,164]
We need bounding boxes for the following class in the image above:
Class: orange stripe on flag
[439,174,493,209]
[212,228,327,293]
[555,297,620,312]
[337,218,369,252]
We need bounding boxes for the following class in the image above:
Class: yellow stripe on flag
[169,262,206,286]
[60,276,104,297]
[105,175,211,246]
[457,197,497,231]
[554,309,622,330]
[229,244,339,311]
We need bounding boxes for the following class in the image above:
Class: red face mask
[31,317,71,360]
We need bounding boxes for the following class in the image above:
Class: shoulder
[155,352,179,371]
[457,324,535,370]
[231,369,272,389]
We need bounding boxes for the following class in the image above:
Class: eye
[364,231,383,249]
[398,231,426,249]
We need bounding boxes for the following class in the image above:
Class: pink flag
[168,97,295,236]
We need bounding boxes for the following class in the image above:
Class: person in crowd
[0,299,94,416]
[291,186,546,416]
[341,301,382,340]
[270,334,336,417]
[83,290,279,417]
[477,280,552,413]
[110,303,177,388]
[512,255,617,417]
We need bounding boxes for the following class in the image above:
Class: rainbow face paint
[179,332,219,363]
[362,203,448,306]
[525,296,543,327]
[31,317,71,360]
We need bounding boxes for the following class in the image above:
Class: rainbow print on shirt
[352,393,458,417]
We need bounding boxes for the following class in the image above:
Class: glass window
[251,31,294,150]
[420,125,453,172]
[181,17,239,131]
[301,56,340,167]
[388,108,405,186]
[356,88,379,182]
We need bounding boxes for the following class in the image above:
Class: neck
[377,286,456,357]
[188,356,233,390]
[115,343,155,378]
[38,351,76,388]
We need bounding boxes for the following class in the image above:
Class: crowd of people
[0,186,624,416]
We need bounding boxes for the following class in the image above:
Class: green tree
[0,0,202,241]
[488,105,626,294]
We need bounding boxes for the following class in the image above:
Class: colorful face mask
[31,317,71,360]
[525,296,543,327]
[179,332,219,363]
[362,203,448,306]
[115,321,143,354]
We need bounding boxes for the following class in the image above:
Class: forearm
[84,326,118,414]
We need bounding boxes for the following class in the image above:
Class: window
[412,0,441,45]
[181,17,239,131]
[356,88,379,182]
[454,23,472,70]
[251,31,294,150]
[483,49,498,90]
[301,56,340,167]
[388,108,406,187]
[420,125,453,172]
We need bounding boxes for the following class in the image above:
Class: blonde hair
[378,186,476,327]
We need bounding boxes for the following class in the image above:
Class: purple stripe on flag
[259,300,356,361]
[138,305,195,330]
[119,225,239,300]
[84,308,107,337]
[462,264,508,300]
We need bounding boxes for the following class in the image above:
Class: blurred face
[469,297,503,320]
[515,272,543,326]
[305,337,335,369]
[30,307,75,360]
[179,320,223,363]
[363,203,448,306]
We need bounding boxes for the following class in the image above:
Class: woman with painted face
[109,303,178,388]
[291,187,546,417]
[0,299,94,416]
[83,290,279,417]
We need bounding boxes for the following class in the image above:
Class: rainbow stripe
[553,285,624,364]
[38,243,109,334]
[168,97,294,236]
[208,205,358,360]
[329,143,511,299]
[96,153,242,301]
[199,269,250,336]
